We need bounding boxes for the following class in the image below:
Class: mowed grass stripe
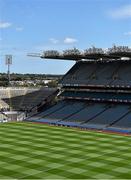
[0,122,131,179]
[0,122,125,138]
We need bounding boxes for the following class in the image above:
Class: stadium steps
[86,65,100,83]
[107,109,131,127]
[29,101,68,120]
[81,106,110,125]
[42,101,85,121]
[58,103,87,122]
[108,63,122,86]
[40,102,68,119]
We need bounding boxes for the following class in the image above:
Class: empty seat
[45,101,85,121]
[84,105,129,126]
[64,103,107,123]
[112,112,131,128]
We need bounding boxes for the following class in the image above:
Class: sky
[0,0,131,74]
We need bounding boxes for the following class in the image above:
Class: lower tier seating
[0,87,57,111]
[82,105,129,127]
[112,112,131,128]
[28,100,131,131]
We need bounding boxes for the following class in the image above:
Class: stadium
[0,45,131,179]
[27,46,131,134]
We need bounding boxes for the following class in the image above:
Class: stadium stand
[0,87,58,123]
[111,111,131,129]
[28,100,67,121]
[60,61,131,88]
[63,102,108,123]
[29,100,131,131]
[15,46,131,134]
[0,87,57,111]
[43,100,85,121]
[60,90,131,103]
[28,100,86,122]
[83,104,130,127]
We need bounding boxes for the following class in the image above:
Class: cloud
[49,38,59,44]
[64,37,78,44]
[48,37,78,45]
[16,27,24,31]
[124,31,131,36]
[108,4,131,19]
[0,22,12,28]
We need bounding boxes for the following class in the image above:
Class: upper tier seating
[60,61,131,87]
[110,63,131,86]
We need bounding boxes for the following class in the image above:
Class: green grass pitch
[0,122,131,179]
